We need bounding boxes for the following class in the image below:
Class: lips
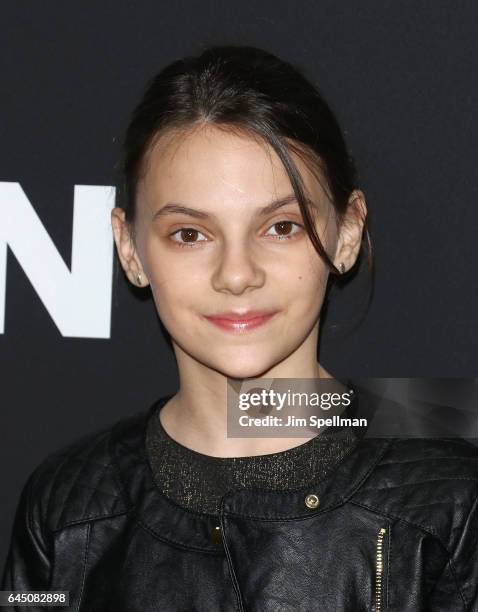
[203,310,278,333]
[207,310,277,321]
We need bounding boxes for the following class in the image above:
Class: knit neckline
[153,398,329,463]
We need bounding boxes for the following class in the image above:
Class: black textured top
[145,397,359,516]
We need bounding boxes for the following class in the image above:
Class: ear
[332,190,367,273]
[111,207,150,287]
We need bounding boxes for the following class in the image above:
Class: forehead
[137,123,327,212]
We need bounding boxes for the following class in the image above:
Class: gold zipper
[374,527,387,612]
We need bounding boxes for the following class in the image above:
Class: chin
[210,355,277,380]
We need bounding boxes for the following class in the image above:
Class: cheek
[147,258,206,327]
[288,257,329,307]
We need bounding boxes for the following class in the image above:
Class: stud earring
[136,272,143,285]
[339,262,346,274]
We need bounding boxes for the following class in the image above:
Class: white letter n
[0,182,115,338]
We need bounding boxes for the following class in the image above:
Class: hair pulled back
[118,45,372,287]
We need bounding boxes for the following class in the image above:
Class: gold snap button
[305,493,320,509]
[211,525,222,546]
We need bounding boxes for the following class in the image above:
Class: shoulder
[351,437,478,550]
[21,403,155,534]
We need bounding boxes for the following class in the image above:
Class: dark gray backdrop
[1,1,477,570]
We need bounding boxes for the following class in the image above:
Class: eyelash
[168,220,304,248]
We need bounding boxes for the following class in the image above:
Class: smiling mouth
[203,312,278,333]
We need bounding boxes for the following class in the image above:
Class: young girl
[3,45,478,611]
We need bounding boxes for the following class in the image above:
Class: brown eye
[276,221,293,235]
[266,220,302,240]
[170,227,207,247]
[181,229,198,242]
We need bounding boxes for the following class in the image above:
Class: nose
[211,241,266,295]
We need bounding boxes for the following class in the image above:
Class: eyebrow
[152,194,306,221]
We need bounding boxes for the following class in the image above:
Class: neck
[159,341,335,458]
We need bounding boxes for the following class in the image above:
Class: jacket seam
[76,522,91,612]
[341,438,396,501]
[51,508,133,533]
[24,469,52,584]
[445,558,466,609]
[27,468,48,552]
[220,515,245,612]
[348,499,447,547]
[379,455,478,466]
[221,502,346,521]
[55,436,111,529]
[26,464,57,569]
[41,453,76,536]
[28,458,60,542]
[447,491,478,609]
[357,477,478,494]
[136,518,221,555]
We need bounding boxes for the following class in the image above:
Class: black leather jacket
[2,393,478,611]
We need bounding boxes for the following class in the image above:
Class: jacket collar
[109,386,393,553]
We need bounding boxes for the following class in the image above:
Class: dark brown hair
[117,45,373,300]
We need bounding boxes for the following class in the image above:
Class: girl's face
[113,124,364,379]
